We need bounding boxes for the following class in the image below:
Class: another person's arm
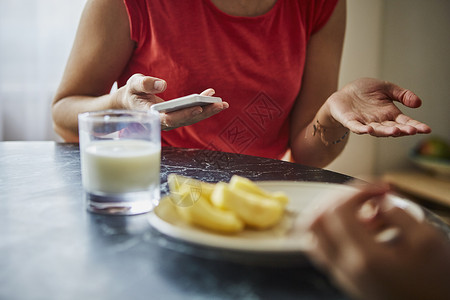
[303,184,450,300]
[52,0,227,142]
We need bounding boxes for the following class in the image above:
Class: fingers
[345,120,374,135]
[334,185,389,221]
[128,74,167,94]
[347,118,431,137]
[306,198,372,272]
[395,114,432,134]
[306,184,390,248]
[380,205,422,232]
[374,205,425,250]
[161,102,229,130]
[160,88,229,130]
[125,77,229,130]
[307,183,390,232]
[382,83,431,134]
[304,183,416,295]
[367,119,432,137]
[368,122,409,137]
[200,88,215,96]
[303,182,388,227]
[346,120,401,137]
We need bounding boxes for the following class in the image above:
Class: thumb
[128,74,167,94]
[200,88,215,96]
[388,83,422,108]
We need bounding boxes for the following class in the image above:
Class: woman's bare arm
[52,0,135,141]
[290,0,347,167]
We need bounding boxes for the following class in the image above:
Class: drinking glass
[78,110,161,215]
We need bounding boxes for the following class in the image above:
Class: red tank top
[121,0,338,159]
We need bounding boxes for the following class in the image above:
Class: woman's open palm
[327,78,431,137]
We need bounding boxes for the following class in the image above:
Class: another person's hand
[303,183,450,300]
[321,78,431,137]
[114,74,229,130]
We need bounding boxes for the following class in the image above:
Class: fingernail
[204,88,215,96]
[154,80,166,91]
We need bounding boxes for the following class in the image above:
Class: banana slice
[167,174,289,232]
[175,195,244,233]
[167,174,215,207]
[211,182,284,229]
[229,175,289,206]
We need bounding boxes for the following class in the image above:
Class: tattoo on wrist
[312,120,349,146]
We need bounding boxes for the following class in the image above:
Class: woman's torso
[120,0,336,159]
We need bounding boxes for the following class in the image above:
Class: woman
[52,0,430,167]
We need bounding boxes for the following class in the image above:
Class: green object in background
[416,136,450,159]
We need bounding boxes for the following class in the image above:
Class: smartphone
[151,94,222,113]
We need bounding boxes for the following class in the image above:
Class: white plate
[148,181,424,253]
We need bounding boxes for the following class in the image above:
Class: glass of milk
[78,110,161,215]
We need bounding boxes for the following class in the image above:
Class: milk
[81,140,161,195]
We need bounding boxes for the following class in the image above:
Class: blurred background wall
[0,0,449,178]
[0,0,85,141]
